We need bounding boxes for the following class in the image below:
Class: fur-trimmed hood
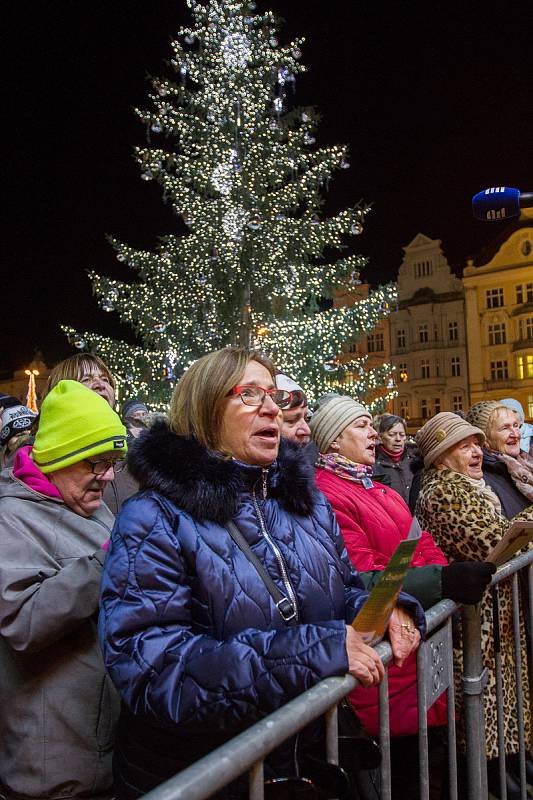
[127,419,318,524]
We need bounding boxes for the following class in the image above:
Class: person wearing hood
[0,395,38,468]
[466,401,533,518]
[0,380,127,799]
[98,347,424,799]
[500,398,533,456]
[122,399,149,442]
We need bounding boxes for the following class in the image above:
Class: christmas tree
[64,0,397,409]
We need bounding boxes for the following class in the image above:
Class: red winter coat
[315,467,448,737]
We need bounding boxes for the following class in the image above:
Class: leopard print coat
[416,468,533,759]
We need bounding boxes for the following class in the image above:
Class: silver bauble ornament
[248,214,262,231]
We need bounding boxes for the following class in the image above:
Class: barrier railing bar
[137,551,533,800]
[529,564,533,761]
[249,761,263,800]
[446,617,458,800]
[462,603,488,800]
[324,705,338,765]
[417,640,430,800]
[378,669,392,800]
[492,550,533,583]
[492,585,507,800]
[512,573,527,799]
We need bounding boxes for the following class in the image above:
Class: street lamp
[24,369,40,413]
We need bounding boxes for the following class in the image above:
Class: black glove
[441,561,496,604]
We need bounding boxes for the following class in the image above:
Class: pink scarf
[315,453,374,487]
[13,446,63,500]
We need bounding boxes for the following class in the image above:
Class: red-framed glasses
[230,385,293,408]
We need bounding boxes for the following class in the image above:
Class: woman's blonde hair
[46,354,116,396]
[170,347,275,452]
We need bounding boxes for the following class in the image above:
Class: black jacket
[373,445,418,504]
[482,450,530,519]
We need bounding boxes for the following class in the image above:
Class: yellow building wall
[463,216,533,417]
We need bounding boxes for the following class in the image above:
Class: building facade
[463,214,533,413]
[335,282,393,406]
[389,234,469,426]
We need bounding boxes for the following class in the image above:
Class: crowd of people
[0,349,532,800]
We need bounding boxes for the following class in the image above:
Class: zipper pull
[262,469,268,500]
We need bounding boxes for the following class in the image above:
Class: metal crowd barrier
[141,549,533,800]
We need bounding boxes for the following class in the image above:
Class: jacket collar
[127,419,318,524]
[482,448,508,474]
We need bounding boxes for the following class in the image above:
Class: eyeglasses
[230,385,293,409]
[84,458,127,475]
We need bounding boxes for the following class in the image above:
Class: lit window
[517,356,533,380]
[528,396,533,417]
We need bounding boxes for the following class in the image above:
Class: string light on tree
[63,0,395,410]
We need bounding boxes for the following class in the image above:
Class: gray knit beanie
[309,395,372,454]
[415,412,485,469]
[466,401,507,436]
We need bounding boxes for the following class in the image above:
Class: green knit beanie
[33,380,127,473]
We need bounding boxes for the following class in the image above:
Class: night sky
[3,1,532,372]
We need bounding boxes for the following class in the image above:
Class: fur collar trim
[127,420,318,523]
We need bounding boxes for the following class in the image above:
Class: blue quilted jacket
[98,422,424,797]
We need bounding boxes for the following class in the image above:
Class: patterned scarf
[462,474,502,516]
[316,452,374,487]
[491,449,533,502]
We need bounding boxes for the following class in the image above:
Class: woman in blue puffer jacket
[99,346,424,799]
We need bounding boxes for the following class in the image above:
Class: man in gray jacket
[0,379,127,800]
